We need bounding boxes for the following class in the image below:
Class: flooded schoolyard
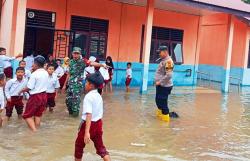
[0,86,249,161]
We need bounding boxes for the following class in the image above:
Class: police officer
[155,46,174,122]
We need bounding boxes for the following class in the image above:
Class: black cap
[156,46,168,53]
[34,55,46,67]
[86,71,104,87]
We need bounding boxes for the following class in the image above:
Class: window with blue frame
[140,26,184,64]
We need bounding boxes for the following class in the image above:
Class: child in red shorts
[74,72,110,161]
[125,62,132,92]
[5,67,27,120]
[19,55,48,132]
[46,64,60,112]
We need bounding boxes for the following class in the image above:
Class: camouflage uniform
[66,58,85,117]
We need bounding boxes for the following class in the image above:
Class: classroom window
[140,26,184,64]
[71,16,109,60]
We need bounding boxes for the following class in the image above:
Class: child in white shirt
[0,73,5,127]
[125,62,132,92]
[74,72,110,161]
[46,64,60,112]
[5,67,27,120]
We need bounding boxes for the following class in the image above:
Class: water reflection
[0,87,249,161]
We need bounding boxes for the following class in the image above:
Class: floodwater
[0,86,250,161]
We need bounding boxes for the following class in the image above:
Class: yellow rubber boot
[162,114,170,122]
[156,109,163,118]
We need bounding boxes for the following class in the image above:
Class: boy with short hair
[5,67,27,120]
[125,62,132,92]
[74,72,110,161]
[46,64,60,112]
[54,59,64,79]
[19,55,48,132]
[19,60,31,79]
[0,73,5,127]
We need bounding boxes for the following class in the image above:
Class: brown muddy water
[0,87,249,161]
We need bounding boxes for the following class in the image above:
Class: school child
[23,51,34,71]
[19,60,31,79]
[4,67,27,120]
[105,56,114,92]
[54,59,65,79]
[19,55,48,132]
[74,72,110,161]
[46,64,60,112]
[0,47,22,79]
[125,62,132,92]
[0,73,5,127]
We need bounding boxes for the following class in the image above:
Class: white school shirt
[46,74,60,93]
[24,55,34,71]
[82,90,103,122]
[54,66,64,78]
[83,66,95,79]
[99,67,110,81]
[0,87,5,109]
[0,55,15,68]
[5,78,28,99]
[126,68,132,78]
[27,68,49,95]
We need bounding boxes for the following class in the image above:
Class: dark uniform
[155,46,174,122]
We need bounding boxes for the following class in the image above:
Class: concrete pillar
[242,29,250,85]
[0,0,27,56]
[222,16,234,93]
[193,16,202,85]
[140,0,154,94]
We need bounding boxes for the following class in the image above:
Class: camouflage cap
[72,47,82,54]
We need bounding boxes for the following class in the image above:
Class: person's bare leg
[18,115,22,119]
[34,116,41,128]
[0,117,3,127]
[6,116,10,121]
[109,82,112,92]
[25,117,37,132]
[75,158,81,161]
[103,155,111,161]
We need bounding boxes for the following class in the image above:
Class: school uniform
[155,56,174,115]
[5,78,28,117]
[0,87,5,111]
[46,74,60,108]
[75,89,109,159]
[54,66,64,78]
[125,68,132,86]
[24,55,34,71]
[0,55,15,78]
[22,68,49,119]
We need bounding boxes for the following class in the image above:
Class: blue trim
[112,62,195,87]
[221,69,230,93]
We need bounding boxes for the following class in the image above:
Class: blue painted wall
[112,62,195,86]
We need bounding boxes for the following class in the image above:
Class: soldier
[63,47,107,117]
[155,46,174,122]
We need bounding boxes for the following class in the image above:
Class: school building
[0,0,249,92]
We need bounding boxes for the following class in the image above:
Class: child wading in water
[125,62,132,92]
[0,73,5,127]
[5,67,27,120]
[46,64,60,112]
[19,55,48,132]
[74,72,110,161]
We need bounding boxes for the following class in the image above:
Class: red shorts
[5,96,24,117]
[47,93,56,108]
[4,67,13,78]
[75,119,109,159]
[22,92,47,119]
[125,77,132,86]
